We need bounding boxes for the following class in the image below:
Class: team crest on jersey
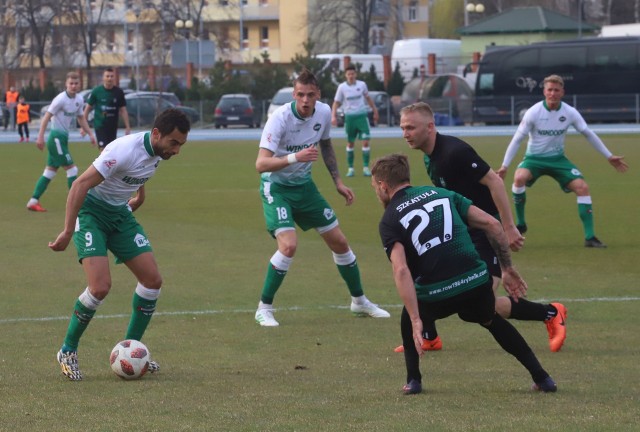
[323,208,334,220]
[559,116,566,122]
[134,233,150,247]
[104,159,117,169]
[313,123,321,131]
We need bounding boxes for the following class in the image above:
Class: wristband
[287,153,297,164]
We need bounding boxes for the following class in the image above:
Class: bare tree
[63,0,109,86]
[308,0,379,54]
[9,0,58,70]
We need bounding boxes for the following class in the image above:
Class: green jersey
[379,185,489,302]
[87,85,126,130]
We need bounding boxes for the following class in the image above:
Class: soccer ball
[109,339,150,380]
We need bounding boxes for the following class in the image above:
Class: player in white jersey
[26,72,96,212]
[254,69,389,327]
[331,64,378,177]
[497,75,628,248]
[49,108,190,381]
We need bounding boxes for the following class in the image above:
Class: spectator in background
[17,96,30,142]
[4,86,19,131]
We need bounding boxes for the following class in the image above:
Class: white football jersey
[47,91,85,135]
[334,80,369,116]
[518,101,588,157]
[259,101,332,186]
[89,132,161,206]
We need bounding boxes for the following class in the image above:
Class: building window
[260,26,269,48]
[259,0,268,5]
[221,27,230,50]
[242,26,249,49]
[219,0,228,5]
[408,1,417,22]
[371,24,385,48]
[107,28,116,52]
[127,29,134,52]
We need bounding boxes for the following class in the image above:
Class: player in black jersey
[371,153,556,394]
[395,102,566,353]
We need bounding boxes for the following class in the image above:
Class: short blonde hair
[399,102,434,119]
[543,74,564,88]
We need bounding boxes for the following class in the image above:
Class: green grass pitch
[0,134,638,431]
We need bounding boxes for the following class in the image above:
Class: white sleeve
[570,110,612,159]
[47,94,63,114]
[334,84,344,103]
[259,113,282,153]
[502,126,529,168]
[581,128,612,159]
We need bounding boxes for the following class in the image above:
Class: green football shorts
[46,130,74,167]
[345,112,371,143]
[260,179,338,237]
[73,195,153,262]
[517,154,583,193]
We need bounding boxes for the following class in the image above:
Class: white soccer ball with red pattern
[109,339,150,380]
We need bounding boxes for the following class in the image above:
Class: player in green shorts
[255,68,389,327]
[332,64,378,177]
[498,74,628,248]
[26,72,96,212]
[48,108,190,381]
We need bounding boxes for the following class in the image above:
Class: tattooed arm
[466,205,527,300]
[319,138,354,205]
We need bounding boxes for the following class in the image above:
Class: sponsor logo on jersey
[559,116,566,122]
[285,142,316,152]
[122,175,149,185]
[104,159,117,169]
[538,129,565,136]
[313,123,321,131]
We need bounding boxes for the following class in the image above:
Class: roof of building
[457,6,600,35]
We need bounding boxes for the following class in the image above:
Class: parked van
[316,53,385,80]
[391,39,462,81]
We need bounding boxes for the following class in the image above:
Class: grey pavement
[1,123,639,144]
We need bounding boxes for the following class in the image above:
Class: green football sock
[578,203,595,239]
[67,175,77,189]
[513,191,526,226]
[62,300,96,351]
[363,148,371,167]
[32,176,51,200]
[260,262,287,304]
[346,148,354,168]
[337,260,364,297]
[125,293,158,341]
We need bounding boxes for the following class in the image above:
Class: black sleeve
[452,145,491,184]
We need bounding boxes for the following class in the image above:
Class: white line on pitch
[1,296,639,324]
